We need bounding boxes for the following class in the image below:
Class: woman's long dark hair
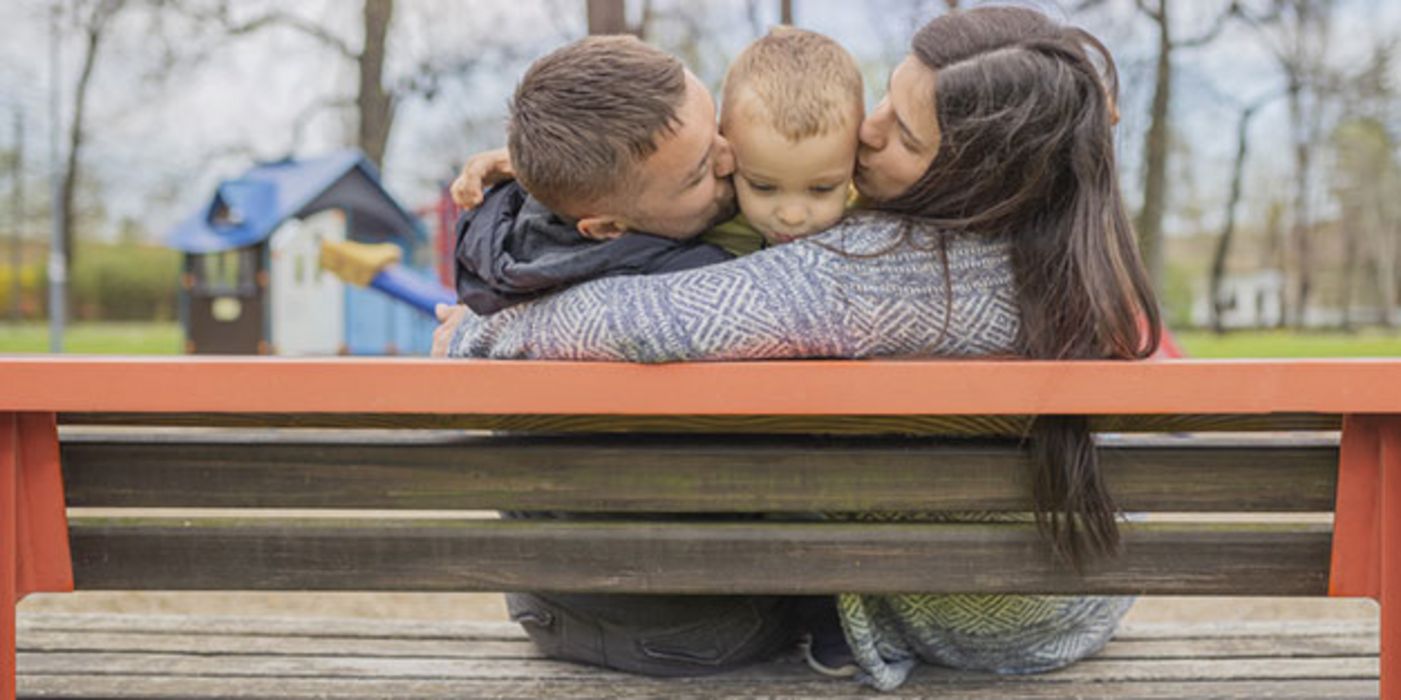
[874,6,1161,566]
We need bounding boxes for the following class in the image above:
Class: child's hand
[432,303,472,357]
[451,148,515,209]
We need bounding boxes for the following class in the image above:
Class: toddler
[703,26,865,256]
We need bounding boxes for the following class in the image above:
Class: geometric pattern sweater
[449,211,1129,690]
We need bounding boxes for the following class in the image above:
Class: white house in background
[1192,269,1286,329]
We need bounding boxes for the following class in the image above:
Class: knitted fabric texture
[448,211,1129,690]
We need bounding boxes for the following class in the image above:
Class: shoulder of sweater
[797,211,1013,261]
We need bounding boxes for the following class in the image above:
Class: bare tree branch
[201,1,358,60]
[1135,0,1164,23]
[1177,1,1241,48]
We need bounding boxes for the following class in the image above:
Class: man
[436,35,805,677]
[443,34,739,320]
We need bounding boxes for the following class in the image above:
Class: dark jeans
[501,512,839,677]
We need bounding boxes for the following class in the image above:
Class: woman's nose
[859,103,887,150]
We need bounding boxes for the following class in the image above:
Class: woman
[437,6,1159,690]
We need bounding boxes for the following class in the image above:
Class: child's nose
[776,205,806,227]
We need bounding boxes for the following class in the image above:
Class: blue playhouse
[166,150,437,356]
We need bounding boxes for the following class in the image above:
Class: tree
[1209,93,1279,333]
[587,0,632,34]
[1332,119,1399,328]
[1128,0,1238,289]
[204,0,515,170]
[55,0,128,277]
[1239,0,1339,327]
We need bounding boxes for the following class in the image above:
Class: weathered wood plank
[67,519,1332,595]
[59,432,1339,512]
[16,613,528,640]
[16,613,529,640]
[19,612,1378,644]
[16,613,1380,698]
[16,628,1377,660]
[59,411,1342,435]
[14,676,1384,700]
[15,650,1378,681]
[18,629,537,658]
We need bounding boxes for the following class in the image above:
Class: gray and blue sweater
[448,211,1128,690]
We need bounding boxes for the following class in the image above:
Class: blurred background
[0,0,1398,357]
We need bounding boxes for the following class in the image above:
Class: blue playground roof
[167,149,425,254]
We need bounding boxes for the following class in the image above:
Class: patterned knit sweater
[448,211,1128,690]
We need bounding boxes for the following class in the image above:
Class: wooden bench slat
[17,651,1380,684]
[16,629,1377,660]
[16,613,527,640]
[59,432,1338,512]
[67,519,1331,595]
[20,613,1379,643]
[9,357,1401,415]
[15,651,1380,682]
[16,677,1386,700]
[60,411,1343,434]
[19,630,538,658]
[17,614,1380,698]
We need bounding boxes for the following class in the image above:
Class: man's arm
[450,148,514,209]
[433,243,849,363]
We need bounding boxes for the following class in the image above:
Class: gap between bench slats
[59,432,1339,512]
[65,519,1331,595]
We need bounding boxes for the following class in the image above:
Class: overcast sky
[0,0,1396,244]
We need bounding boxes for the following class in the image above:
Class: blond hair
[721,26,864,141]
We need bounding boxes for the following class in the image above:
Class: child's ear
[576,217,628,241]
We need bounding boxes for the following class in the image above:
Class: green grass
[2,321,1399,359]
[0,321,182,355]
[1174,329,1401,358]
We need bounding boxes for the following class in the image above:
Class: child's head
[720,27,863,245]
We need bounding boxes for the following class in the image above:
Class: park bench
[1,356,1396,698]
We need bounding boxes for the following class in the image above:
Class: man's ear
[576,216,629,241]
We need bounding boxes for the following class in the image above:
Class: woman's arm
[447,240,851,362]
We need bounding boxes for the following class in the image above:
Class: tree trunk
[1136,0,1171,291]
[780,0,793,24]
[59,6,112,278]
[1339,202,1358,331]
[1286,80,1313,328]
[357,0,394,169]
[1209,103,1259,334]
[10,111,22,321]
[587,0,630,34]
[1374,205,1398,328]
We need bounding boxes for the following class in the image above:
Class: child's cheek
[734,186,765,225]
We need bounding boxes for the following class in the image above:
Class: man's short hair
[721,27,864,141]
[508,36,685,215]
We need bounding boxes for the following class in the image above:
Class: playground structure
[165,150,441,355]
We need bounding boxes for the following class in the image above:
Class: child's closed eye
[745,179,777,193]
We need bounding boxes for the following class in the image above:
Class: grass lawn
[0,321,182,355]
[1174,329,1401,358]
[2,321,1400,358]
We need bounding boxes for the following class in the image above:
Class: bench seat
[16,612,1380,699]
[4,357,1398,699]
